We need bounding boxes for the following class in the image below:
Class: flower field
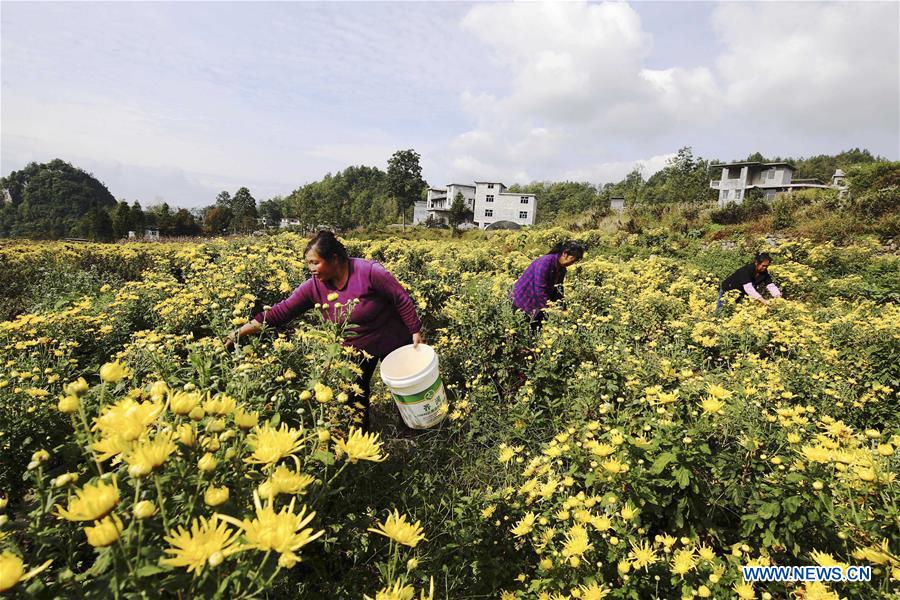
[0,228,897,599]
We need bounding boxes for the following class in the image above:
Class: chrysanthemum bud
[149,381,169,402]
[204,486,229,507]
[58,395,80,414]
[64,377,89,397]
[99,361,128,384]
[133,500,157,519]
[198,453,217,472]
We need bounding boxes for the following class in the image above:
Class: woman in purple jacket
[228,231,423,430]
[510,240,585,332]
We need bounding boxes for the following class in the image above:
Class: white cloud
[561,152,675,185]
[712,2,898,135]
[444,1,898,188]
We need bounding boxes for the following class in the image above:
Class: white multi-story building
[414,181,536,229]
[710,162,845,205]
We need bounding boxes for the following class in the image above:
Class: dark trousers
[350,355,379,431]
[529,312,545,335]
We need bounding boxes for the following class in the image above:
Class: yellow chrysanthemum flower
[701,397,725,415]
[629,540,658,569]
[258,465,316,499]
[364,577,435,600]
[561,524,593,566]
[0,552,53,593]
[601,459,628,474]
[99,361,129,383]
[217,492,323,566]
[706,383,732,399]
[511,512,537,537]
[578,583,610,600]
[124,433,176,477]
[802,445,832,464]
[84,514,124,547]
[56,478,119,521]
[591,514,612,531]
[733,582,756,599]
[333,428,388,463]
[368,509,427,548]
[161,515,243,576]
[169,391,201,415]
[697,543,716,561]
[234,408,259,430]
[670,548,696,576]
[245,423,305,466]
[204,486,230,507]
[93,398,163,442]
[203,393,237,416]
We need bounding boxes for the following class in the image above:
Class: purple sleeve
[370,263,422,334]
[532,255,555,309]
[253,279,315,327]
[766,283,782,298]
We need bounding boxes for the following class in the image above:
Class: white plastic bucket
[379,343,448,429]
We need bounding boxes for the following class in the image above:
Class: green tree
[130,201,145,236]
[258,197,283,227]
[448,192,474,235]
[231,187,258,233]
[110,200,132,239]
[0,159,116,239]
[203,206,232,235]
[386,149,426,226]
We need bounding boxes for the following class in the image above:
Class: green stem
[77,404,104,477]
[154,475,172,531]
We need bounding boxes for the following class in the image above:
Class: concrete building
[610,197,625,212]
[415,181,536,228]
[710,162,845,205]
[419,184,477,226]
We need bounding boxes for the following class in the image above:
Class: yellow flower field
[0,229,897,598]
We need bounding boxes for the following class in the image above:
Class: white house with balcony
[414,181,536,229]
[710,162,846,205]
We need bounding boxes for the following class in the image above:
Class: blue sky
[2,1,897,208]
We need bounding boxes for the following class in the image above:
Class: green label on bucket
[392,377,444,405]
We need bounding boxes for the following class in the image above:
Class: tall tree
[110,200,132,239]
[386,149,426,226]
[231,187,258,233]
[258,197,283,227]
[447,192,474,235]
[129,201,145,235]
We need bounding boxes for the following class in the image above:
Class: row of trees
[0,160,272,240]
[0,148,887,240]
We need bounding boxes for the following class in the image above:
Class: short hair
[305,230,348,263]
[754,252,772,264]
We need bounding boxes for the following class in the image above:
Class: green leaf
[758,501,781,520]
[312,450,335,466]
[136,565,167,578]
[649,451,677,474]
[674,467,691,488]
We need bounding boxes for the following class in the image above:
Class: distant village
[113,166,851,240]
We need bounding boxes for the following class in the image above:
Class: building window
[519,211,528,219]
[766,169,775,180]
[486,195,494,202]
[520,196,529,204]
[735,190,742,200]
[487,183,494,189]
[485,209,493,217]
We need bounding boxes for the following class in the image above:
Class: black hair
[754,252,772,264]
[550,240,586,260]
[305,230,349,263]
